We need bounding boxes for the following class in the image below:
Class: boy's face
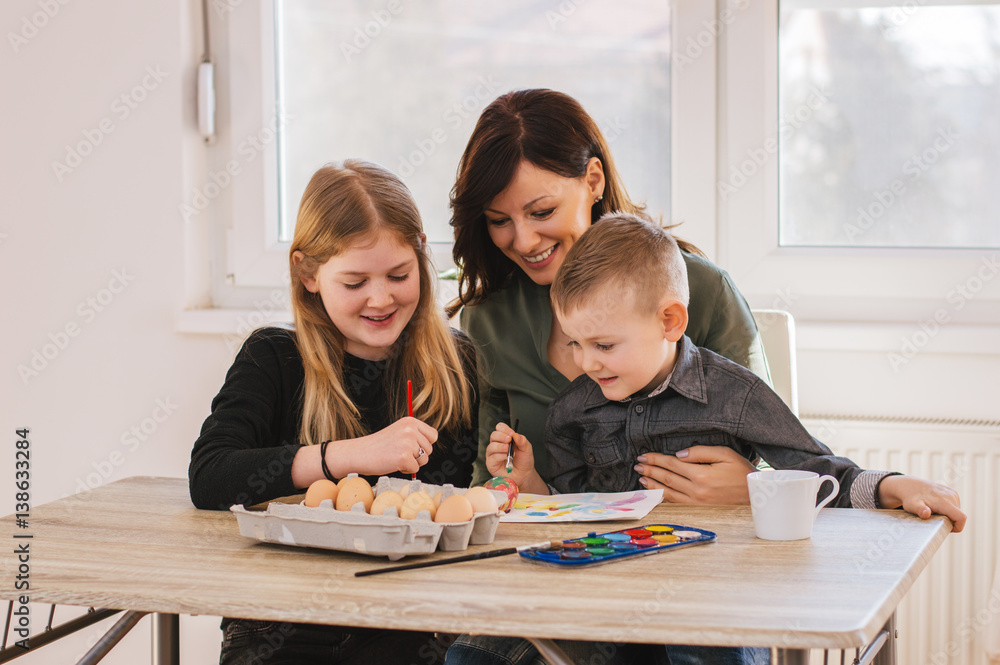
[556,291,683,402]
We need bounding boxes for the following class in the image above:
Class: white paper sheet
[498,489,663,523]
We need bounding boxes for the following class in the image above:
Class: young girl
[189,159,478,665]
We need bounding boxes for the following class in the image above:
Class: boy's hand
[877,475,966,532]
[486,423,536,486]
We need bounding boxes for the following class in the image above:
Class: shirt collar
[581,335,708,409]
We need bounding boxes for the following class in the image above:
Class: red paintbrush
[408,380,416,480]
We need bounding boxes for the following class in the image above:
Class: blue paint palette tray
[519,524,716,567]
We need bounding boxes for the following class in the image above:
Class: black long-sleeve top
[189,327,479,510]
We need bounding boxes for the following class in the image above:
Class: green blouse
[459,252,770,486]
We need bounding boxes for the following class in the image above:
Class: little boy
[487,213,966,526]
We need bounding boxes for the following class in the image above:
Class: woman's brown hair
[447,88,700,317]
[290,160,472,446]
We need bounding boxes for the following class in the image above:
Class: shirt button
[635,405,644,414]
[586,453,596,463]
[639,447,650,455]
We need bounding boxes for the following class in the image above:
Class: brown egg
[434,494,474,523]
[304,479,338,507]
[399,491,436,520]
[335,477,374,512]
[399,484,413,498]
[432,491,442,508]
[464,486,499,513]
[370,490,404,516]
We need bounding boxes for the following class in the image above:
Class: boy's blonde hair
[290,159,472,446]
[551,212,690,317]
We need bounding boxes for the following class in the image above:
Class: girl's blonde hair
[290,159,473,446]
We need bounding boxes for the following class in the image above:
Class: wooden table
[0,476,950,664]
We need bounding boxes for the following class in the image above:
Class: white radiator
[801,415,1000,665]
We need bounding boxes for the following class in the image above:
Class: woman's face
[298,231,420,361]
[484,158,605,286]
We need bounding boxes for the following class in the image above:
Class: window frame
[196,0,998,333]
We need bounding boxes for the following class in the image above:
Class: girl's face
[484,158,605,286]
[300,231,420,361]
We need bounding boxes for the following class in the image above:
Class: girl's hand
[634,446,756,504]
[330,416,437,477]
[485,422,536,484]
[877,475,967,532]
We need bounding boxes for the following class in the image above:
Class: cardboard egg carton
[230,475,504,560]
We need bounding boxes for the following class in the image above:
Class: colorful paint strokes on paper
[498,490,663,523]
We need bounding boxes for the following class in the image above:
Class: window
[779,4,1000,249]
[221,0,675,295]
[718,0,1000,326]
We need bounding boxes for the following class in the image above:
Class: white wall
[2,0,229,661]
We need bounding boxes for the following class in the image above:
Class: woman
[448,88,764,501]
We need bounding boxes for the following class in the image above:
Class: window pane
[779,5,1000,248]
[276,0,670,245]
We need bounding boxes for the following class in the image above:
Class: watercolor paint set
[518,523,716,567]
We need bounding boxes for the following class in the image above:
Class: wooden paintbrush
[355,540,562,577]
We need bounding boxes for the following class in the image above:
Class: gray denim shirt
[545,335,893,508]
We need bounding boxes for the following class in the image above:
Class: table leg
[869,612,896,665]
[525,638,576,665]
[76,610,148,665]
[771,647,809,665]
[151,613,179,665]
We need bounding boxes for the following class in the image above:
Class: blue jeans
[218,618,447,665]
[444,635,769,665]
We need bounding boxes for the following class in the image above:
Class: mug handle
[814,475,840,516]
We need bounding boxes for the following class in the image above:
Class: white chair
[751,310,799,416]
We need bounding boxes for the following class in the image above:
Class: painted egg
[464,486,499,513]
[304,479,338,507]
[434,494,474,523]
[400,491,436,520]
[335,477,374,512]
[369,490,404,516]
[483,476,519,512]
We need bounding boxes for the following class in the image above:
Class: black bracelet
[319,440,336,481]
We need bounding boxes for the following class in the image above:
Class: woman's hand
[877,475,966,532]
[485,423,548,494]
[328,416,437,478]
[634,446,756,504]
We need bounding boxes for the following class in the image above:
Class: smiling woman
[448,89,769,488]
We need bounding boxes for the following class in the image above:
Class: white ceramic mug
[747,470,840,541]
